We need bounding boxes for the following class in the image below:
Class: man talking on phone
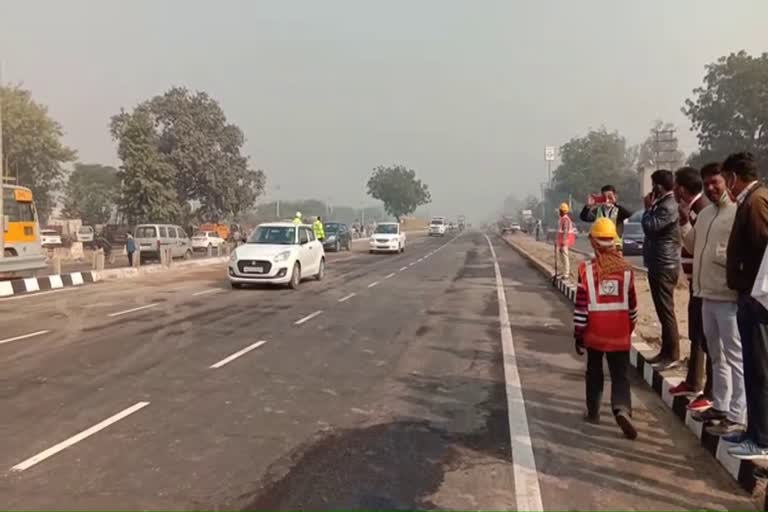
[580,185,633,249]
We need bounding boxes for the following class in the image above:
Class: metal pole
[0,61,5,260]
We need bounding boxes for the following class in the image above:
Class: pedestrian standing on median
[556,203,575,280]
[126,232,136,267]
[580,185,633,250]
[642,170,682,369]
[669,166,713,412]
[679,162,745,436]
[313,216,325,242]
[574,217,639,439]
[722,152,768,460]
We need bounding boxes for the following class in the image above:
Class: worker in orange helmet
[574,217,639,439]
[556,202,576,280]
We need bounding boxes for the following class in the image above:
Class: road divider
[0,271,97,298]
[210,340,267,369]
[0,330,50,346]
[10,401,150,472]
[107,303,159,318]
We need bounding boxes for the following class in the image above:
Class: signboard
[521,209,533,219]
[545,146,556,161]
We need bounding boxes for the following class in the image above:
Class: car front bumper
[369,240,400,252]
[228,262,291,284]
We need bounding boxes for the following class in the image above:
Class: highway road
[0,232,753,510]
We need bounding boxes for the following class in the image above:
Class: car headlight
[229,251,237,262]
[273,250,291,262]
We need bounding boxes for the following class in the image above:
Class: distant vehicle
[76,225,95,243]
[323,222,352,252]
[429,217,447,237]
[622,211,644,256]
[134,224,193,263]
[199,223,230,241]
[458,214,466,231]
[104,224,132,246]
[191,231,226,251]
[370,222,406,254]
[0,184,47,273]
[40,229,63,247]
[228,222,325,289]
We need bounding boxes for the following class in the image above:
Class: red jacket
[557,214,575,248]
[574,260,637,352]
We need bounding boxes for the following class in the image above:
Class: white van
[429,217,447,237]
[76,225,95,243]
[134,224,192,263]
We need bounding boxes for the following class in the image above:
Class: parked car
[191,231,226,251]
[622,211,644,256]
[134,224,193,263]
[76,225,95,244]
[369,222,406,254]
[228,222,325,289]
[323,222,352,252]
[40,229,63,247]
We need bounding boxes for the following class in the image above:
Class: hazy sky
[2,0,767,220]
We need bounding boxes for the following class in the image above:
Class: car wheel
[369,250,375,254]
[400,244,405,253]
[335,241,340,252]
[315,258,325,281]
[207,243,212,251]
[231,282,244,289]
[289,262,301,289]
[184,249,192,260]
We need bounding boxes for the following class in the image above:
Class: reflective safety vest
[292,217,302,225]
[596,205,622,248]
[557,215,575,248]
[579,261,632,352]
[313,221,325,240]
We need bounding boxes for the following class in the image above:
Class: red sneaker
[687,396,713,412]
[669,381,698,397]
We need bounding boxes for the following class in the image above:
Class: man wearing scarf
[574,218,639,439]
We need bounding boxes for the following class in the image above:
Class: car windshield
[431,220,444,225]
[375,224,398,234]
[193,232,206,237]
[78,227,91,233]
[324,223,340,233]
[135,226,157,238]
[248,226,296,245]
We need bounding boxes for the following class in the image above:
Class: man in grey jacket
[642,170,681,368]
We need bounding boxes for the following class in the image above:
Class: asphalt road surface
[0,231,753,510]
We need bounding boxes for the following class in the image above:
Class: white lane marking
[10,401,150,472]
[210,340,267,369]
[367,281,380,288]
[484,234,543,511]
[417,257,424,262]
[107,303,159,318]
[0,330,50,346]
[23,278,40,293]
[399,266,408,272]
[409,262,416,267]
[0,287,80,302]
[192,288,223,297]
[295,310,323,325]
[338,293,356,303]
[385,273,396,279]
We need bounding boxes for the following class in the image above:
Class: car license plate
[244,266,265,273]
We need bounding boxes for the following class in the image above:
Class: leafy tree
[683,51,768,175]
[0,85,76,221]
[110,108,181,224]
[110,87,265,223]
[62,163,120,225]
[366,165,431,221]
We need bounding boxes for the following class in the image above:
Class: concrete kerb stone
[498,233,764,497]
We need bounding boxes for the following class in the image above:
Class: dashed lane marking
[399,266,408,272]
[10,401,150,472]
[0,330,50,346]
[484,234,543,511]
[210,340,268,369]
[338,293,356,303]
[192,288,224,297]
[384,273,396,279]
[107,303,159,318]
[295,310,323,325]
[367,281,380,288]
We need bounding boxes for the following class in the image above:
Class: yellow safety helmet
[590,217,617,240]
[559,202,570,213]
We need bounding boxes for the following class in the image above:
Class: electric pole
[653,128,680,171]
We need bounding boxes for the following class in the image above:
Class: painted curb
[0,271,99,297]
[500,233,762,495]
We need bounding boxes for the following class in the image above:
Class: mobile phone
[591,194,607,204]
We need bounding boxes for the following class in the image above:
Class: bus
[1,184,47,273]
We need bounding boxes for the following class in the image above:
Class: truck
[199,223,230,241]
[457,215,466,231]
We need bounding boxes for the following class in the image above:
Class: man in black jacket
[642,170,682,368]
[580,185,633,248]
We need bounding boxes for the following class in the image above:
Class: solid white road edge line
[367,281,380,288]
[210,340,268,369]
[107,303,159,318]
[484,234,544,512]
[338,293,356,303]
[192,288,223,297]
[10,401,150,472]
[385,273,396,279]
[295,310,323,325]
[0,330,51,346]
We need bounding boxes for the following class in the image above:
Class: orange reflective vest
[557,215,575,248]
[579,261,632,352]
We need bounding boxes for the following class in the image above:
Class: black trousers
[586,348,632,417]
[686,291,713,397]
[648,268,681,360]
[737,293,768,447]
[127,251,134,267]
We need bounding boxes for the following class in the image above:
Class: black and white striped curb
[501,234,762,495]
[0,271,99,297]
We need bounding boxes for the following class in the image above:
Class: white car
[228,222,325,289]
[429,217,447,236]
[369,222,406,254]
[40,229,62,247]
[192,231,226,251]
